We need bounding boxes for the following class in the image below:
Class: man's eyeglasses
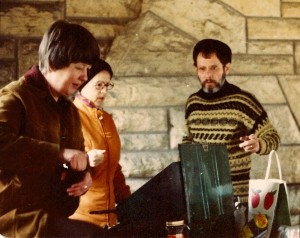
[94,82,114,91]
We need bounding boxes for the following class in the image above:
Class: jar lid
[166,220,185,226]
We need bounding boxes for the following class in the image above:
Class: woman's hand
[66,171,92,196]
[59,148,88,171]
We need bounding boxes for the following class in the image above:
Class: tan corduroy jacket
[70,96,131,227]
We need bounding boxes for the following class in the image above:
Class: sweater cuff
[257,138,266,155]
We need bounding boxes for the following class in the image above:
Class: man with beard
[182,38,280,206]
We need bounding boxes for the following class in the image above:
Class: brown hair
[193,39,232,67]
[78,59,113,91]
[39,20,100,73]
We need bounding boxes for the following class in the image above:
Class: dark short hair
[192,39,232,67]
[39,20,100,72]
[78,59,113,91]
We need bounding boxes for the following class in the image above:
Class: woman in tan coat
[0,20,103,237]
[70,59,131,228]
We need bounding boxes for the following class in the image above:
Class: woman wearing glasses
[70,59,131,229]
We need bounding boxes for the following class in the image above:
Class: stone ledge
[120,133,169,150]
[109,108,168,133]
[0,4,63,37]
[0,62,16,87]
[232,54,294,75]
[66,0,142,18]
[248,18,300,40]
[279,76,300,126]
[282,2,300,17]
[247,40,293,55]
[251,146,300,184]
[0,39,15,59]
[120,150,179,177]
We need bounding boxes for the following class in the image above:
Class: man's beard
[202,73,226,93]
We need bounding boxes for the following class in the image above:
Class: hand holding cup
[87,149,105,167]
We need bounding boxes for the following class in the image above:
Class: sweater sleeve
[113,164,131,204]
[240,90,280,155]
[255,117,280,155]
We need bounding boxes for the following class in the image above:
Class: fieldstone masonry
[1,0,300,225]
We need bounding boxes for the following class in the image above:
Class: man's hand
[67,171,92,197]
[59,148,88,171]
[239,134,260,153]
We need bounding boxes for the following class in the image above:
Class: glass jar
[166,220,186,238]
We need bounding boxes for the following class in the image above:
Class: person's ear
[224,63,231,75]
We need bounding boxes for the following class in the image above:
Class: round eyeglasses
[94,82,114,91]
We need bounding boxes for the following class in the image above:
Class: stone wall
[1,0,300,225]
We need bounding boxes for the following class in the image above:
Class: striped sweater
[183,80,280,203]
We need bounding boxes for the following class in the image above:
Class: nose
[204,69,213,77]
[100,86,108,93]
[204,71,215,81]
[80,68,89,83]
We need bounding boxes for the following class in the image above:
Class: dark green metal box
[116,143,235,237]
[179,143,235,237]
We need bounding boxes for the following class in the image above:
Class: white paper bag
[247,150,291,238]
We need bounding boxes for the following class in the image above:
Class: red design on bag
[251,189,261,208]
[264,190,277,210]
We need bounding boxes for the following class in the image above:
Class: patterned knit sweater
[183,80,280,203]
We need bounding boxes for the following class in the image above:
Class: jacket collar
[23,65,71,107]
